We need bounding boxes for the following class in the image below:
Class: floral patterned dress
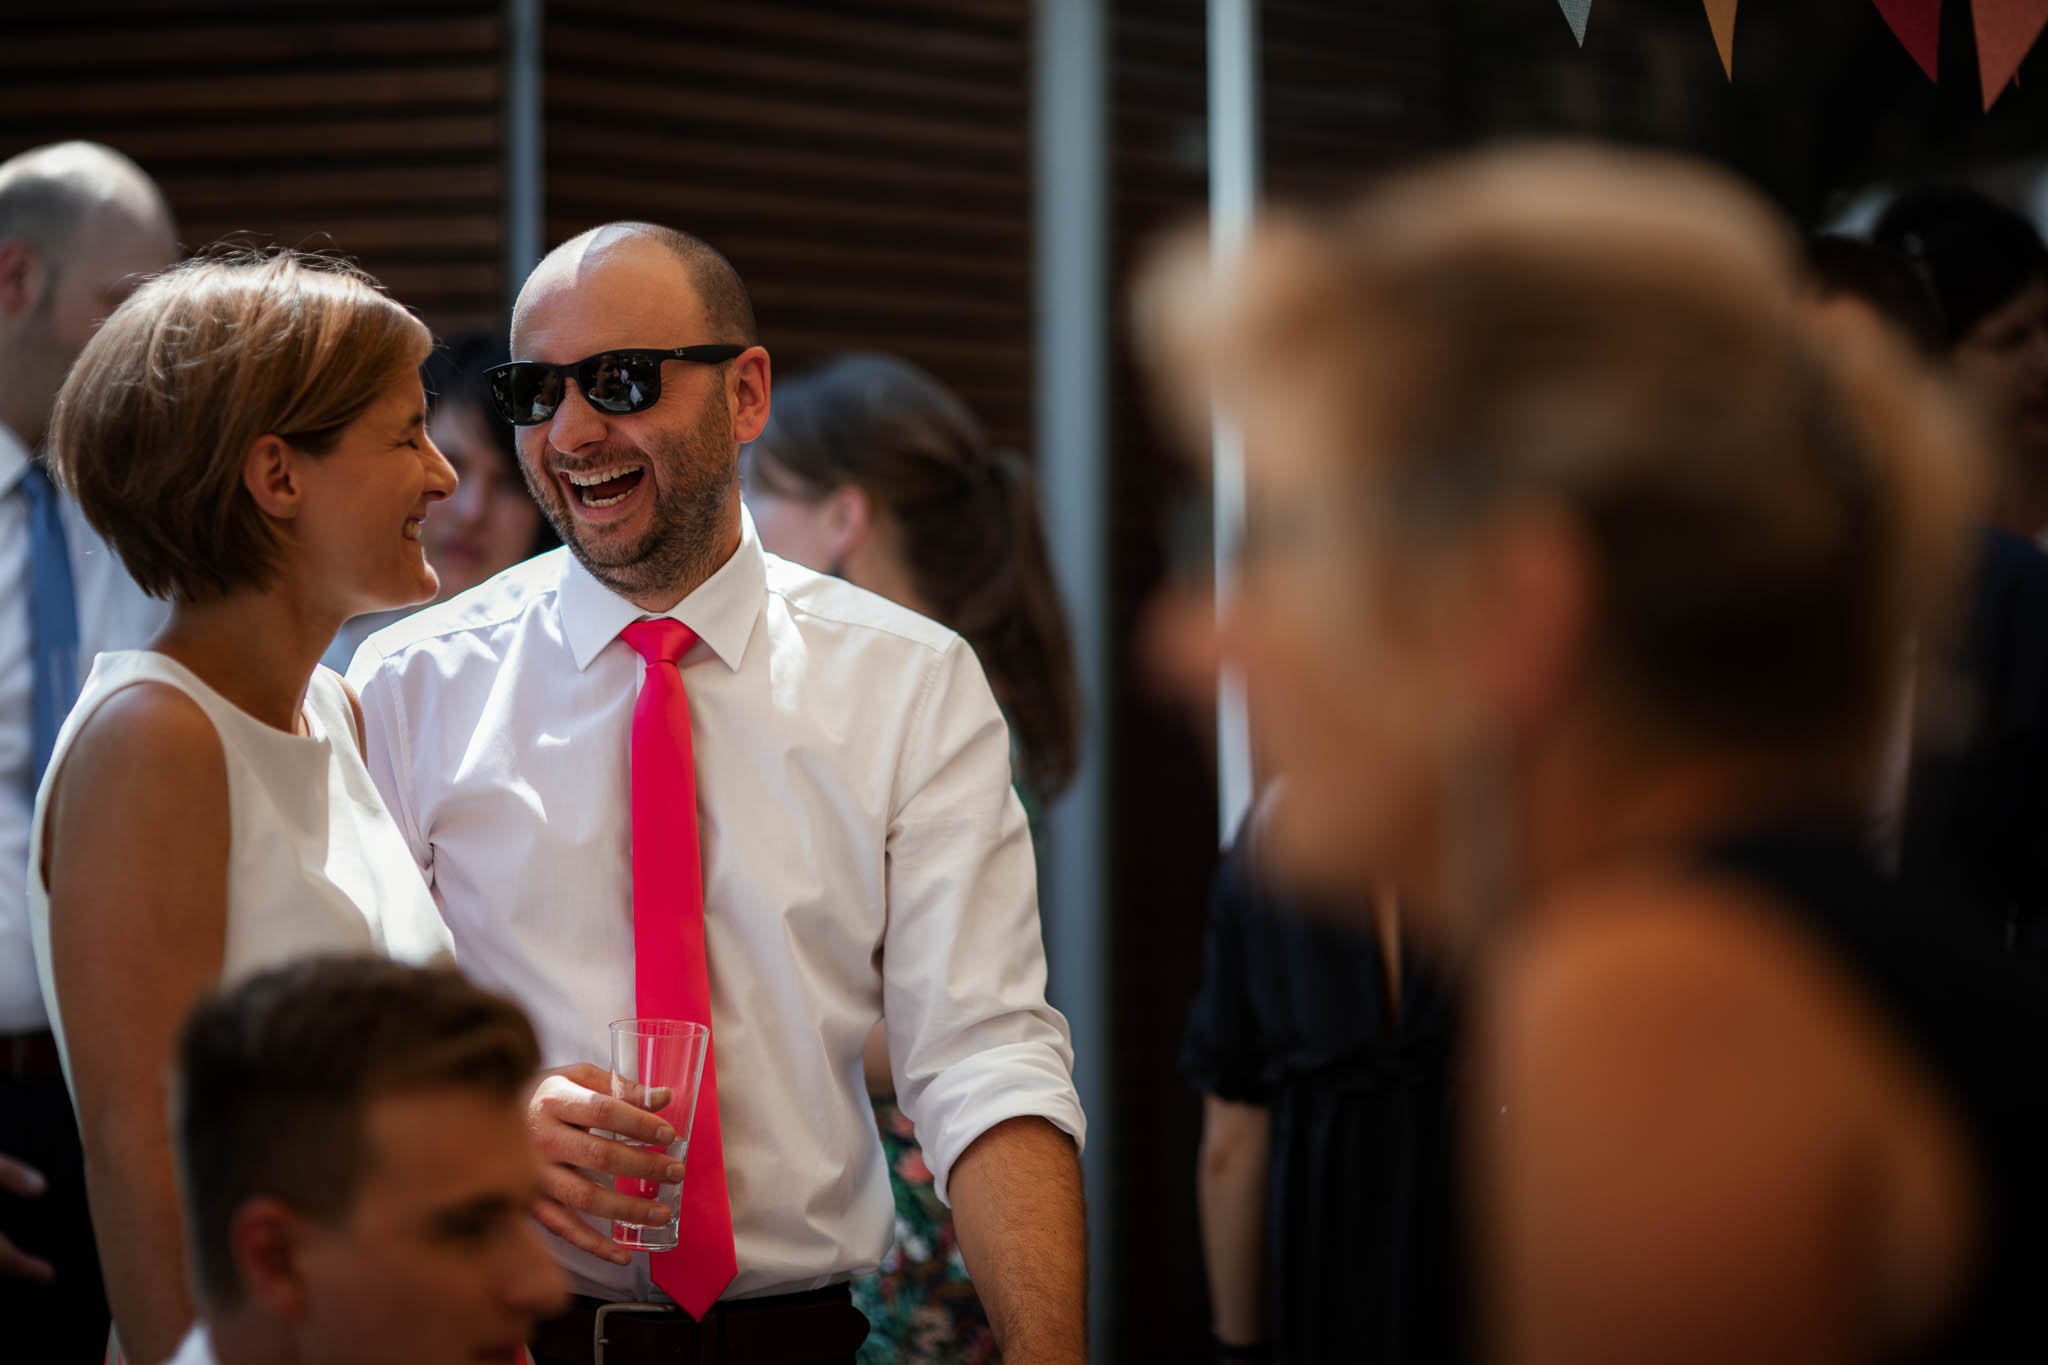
[851,763,1039,1365]
[852,1097,1000,1365]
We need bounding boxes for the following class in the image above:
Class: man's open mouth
[563,464,646,509]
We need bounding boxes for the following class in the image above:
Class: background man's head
[1874,187,2048,488]
[509,222,770,607]
[175,956,565,1365]
[0,141,176,448]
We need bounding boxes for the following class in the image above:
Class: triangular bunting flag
[1874,0,1943,83]
[1704,0,1740,78]
[1559,0,1592,45]
[1973,0,2048,107]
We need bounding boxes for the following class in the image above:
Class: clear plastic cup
[606,1017,711,1251]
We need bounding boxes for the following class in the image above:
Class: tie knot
[622,617,698,667]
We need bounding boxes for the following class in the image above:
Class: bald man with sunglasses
[349,222,1086,1365]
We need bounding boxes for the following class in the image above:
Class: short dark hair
[640,223,757,346]
[174,956,540,1309]
[1873,187,2048,347]
[529,222,757,346]
[1806,233,1945,356]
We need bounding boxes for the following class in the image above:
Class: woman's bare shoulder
[50,680,228,836]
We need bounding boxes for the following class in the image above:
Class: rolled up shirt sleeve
[881,636,1086,1204]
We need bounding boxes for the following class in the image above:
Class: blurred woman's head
[1875,188,2048,518]
[49,248,451,615]
[1194,146,1975,930]
[420,333,554,601]
[745,352,1079,797]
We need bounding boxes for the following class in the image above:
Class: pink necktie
[621,618,737,1318]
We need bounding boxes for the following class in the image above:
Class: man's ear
[0,239,48,321]
[230,1196,313,1322]
[241,435,303,521]
[728,346,773,444]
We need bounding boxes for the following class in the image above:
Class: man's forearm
[949,1115,1088,1365]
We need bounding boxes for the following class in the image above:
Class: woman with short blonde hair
[1188,145,2048,1362]
[30,248,458,1363]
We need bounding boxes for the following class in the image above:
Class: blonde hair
[49,248,431,602]
[1222,145,1978,790]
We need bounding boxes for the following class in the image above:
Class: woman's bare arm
[44,684,229,1365]
[1197,1095,1270,1349]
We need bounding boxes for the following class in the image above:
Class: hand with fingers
[526,1062,683,1265]
[0,1149,54,1283]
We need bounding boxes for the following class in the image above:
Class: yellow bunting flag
[1704,0,1740,78]
[1873,0,1943,83]
[1973,0,2048,107]
[1558,0,1592,45]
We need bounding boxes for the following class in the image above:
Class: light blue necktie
[19,462,79,786]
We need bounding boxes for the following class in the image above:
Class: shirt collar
[558,504,768,673]
[0,421,31,497]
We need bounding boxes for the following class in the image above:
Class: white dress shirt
[0,422,167,1030]
[349,510,1084,1303]
[159,1323,218,1365]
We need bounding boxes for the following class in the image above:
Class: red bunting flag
[1974,0,2048,107]
[1704,0,1739,78]
[1874,0,1943,82]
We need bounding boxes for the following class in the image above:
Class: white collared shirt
[0,422,167,1030]
[159,1323,218,1365]
[349,512,1083,1302]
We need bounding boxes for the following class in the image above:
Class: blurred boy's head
[175,956,566,1365]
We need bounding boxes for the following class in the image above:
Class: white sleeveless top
[27,651,453,1092]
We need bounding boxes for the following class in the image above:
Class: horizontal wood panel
[546,0,1034,453]
[20,66,499,119]
[0,3,506,340]
[0,17,499,71]
[553,0,1026,69]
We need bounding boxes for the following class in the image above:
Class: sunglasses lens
[581,353,661,414]
[492,364,562,426]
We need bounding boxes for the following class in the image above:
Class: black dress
[1182,833,1465,1364]
[1899,526,2048,961]
[1702,823,2048,1362]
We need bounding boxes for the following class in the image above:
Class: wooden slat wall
[0,1,506,337]
[541,0,1034,454]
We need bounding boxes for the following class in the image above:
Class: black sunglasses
[486,345,748,426]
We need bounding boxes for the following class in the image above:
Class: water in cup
[606,1018,712,1254]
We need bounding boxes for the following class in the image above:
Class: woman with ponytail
[745,353,1077,1365]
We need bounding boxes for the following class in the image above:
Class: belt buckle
[593,1301,670,1365]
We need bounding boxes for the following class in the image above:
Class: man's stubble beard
[524,395,738,602]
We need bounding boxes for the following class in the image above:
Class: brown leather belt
[531,1285,868,1365]
[4,1030,63,1080]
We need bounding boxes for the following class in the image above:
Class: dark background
[4,3,2042,1360]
